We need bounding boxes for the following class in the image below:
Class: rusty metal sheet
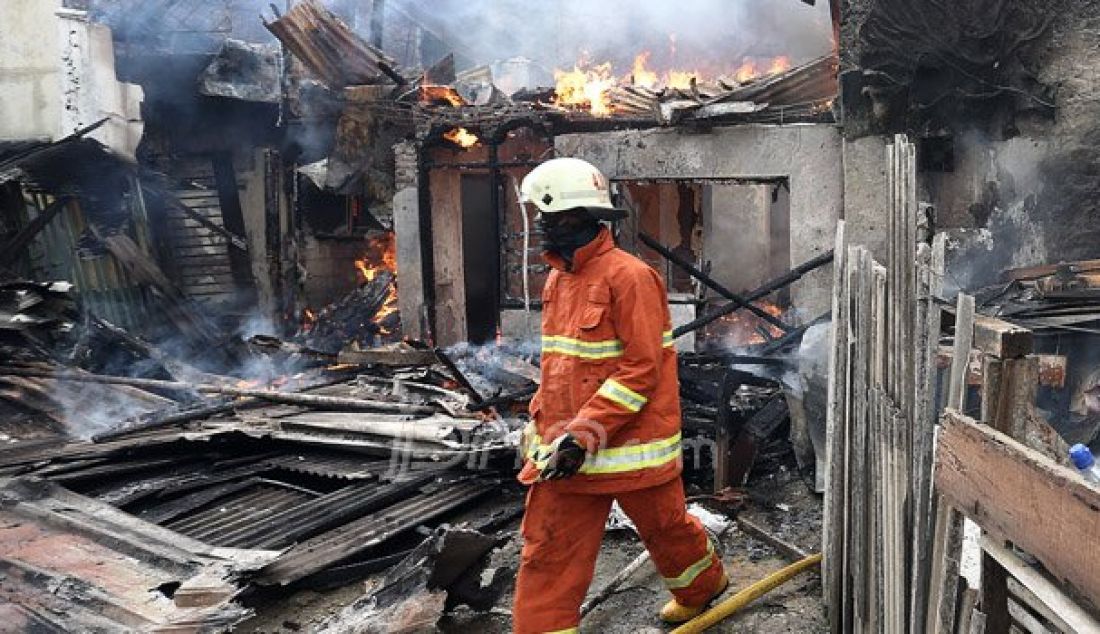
[264,0,400,89]
[0,477,262,631]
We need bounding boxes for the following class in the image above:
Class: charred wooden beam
[434,347,484,404]
[673,250,834,338]
[467,384,538,411]
[638,232,793,335]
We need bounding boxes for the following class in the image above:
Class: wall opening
[461,173,499,344]
[617,178,791,347]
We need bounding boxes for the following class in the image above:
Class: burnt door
[461,174,499,343]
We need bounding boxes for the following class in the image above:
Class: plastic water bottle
[1069,444,1100,484]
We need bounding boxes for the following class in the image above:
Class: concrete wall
[703,183,772,295]
[56,10,143,158]
[0,0,64,141]
[0,2,142,158]
[558,124,844,319]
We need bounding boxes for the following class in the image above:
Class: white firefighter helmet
[520,157,628,220]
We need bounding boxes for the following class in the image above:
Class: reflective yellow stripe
[597,379,648,412]
[542,331,675,358]
[598,432,680,457]
[524,431,682,475]
[542,335,624,359]
[545,629,578,634]
[663,539,716,590]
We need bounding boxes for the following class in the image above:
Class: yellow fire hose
[669,553,824,634]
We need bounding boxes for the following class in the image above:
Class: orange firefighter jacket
[518,227,684,494]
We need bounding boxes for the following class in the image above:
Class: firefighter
[512,157,728,633]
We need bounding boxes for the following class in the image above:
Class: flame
[444,127,480,149]
[631,52,659,89]
[553,59,615,116]
[353,233,400,336]
[551,51,795,115]
[708,300,786,347]
[733,61,758,83]
[667,70,698,90]
[419,85,466,107]
[768,56,791,75]
[301,307,317,333]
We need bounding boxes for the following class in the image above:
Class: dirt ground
[240,461,827,633]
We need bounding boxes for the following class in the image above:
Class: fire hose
[669,553,823,634]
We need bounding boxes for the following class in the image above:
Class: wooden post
[926,293,975,634]
[823,221,848,632]
[973,316,1037,634]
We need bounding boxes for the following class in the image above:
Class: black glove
[540,434,587,480]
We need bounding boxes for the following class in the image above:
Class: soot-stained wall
[840,0,1100,289]
[558,124,843,319]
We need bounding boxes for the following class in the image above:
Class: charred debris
[0,0,842,630]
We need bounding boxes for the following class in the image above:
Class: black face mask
[539,214,601,260]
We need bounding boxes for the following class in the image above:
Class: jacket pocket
[578,282,611,331]
[578,304,605,330]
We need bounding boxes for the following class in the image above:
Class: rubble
[0,0,852,630]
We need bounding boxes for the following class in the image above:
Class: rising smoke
[397,0,834,76]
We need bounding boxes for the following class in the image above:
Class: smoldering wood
[672,249,834,337]
[638,231,793,334]
[433,347,484,404]
[466,384,538,411]
[335,348,439,366]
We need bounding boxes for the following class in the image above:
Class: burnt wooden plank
[428,169,468,345]
[936,411,1100,609]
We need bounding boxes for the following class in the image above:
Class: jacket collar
[543,227,615,273]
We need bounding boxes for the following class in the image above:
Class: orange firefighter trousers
[512,476,724,634]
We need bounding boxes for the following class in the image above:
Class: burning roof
[404,54,838,144]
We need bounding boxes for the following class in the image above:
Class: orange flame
[419,85,466,107]
[709,300,785,347]
[768,56,792,75]
[552,51,795,115]
[354,233,400,336]
[631,52,659,89]
[444,127,480,149]
[553,59,615,116]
